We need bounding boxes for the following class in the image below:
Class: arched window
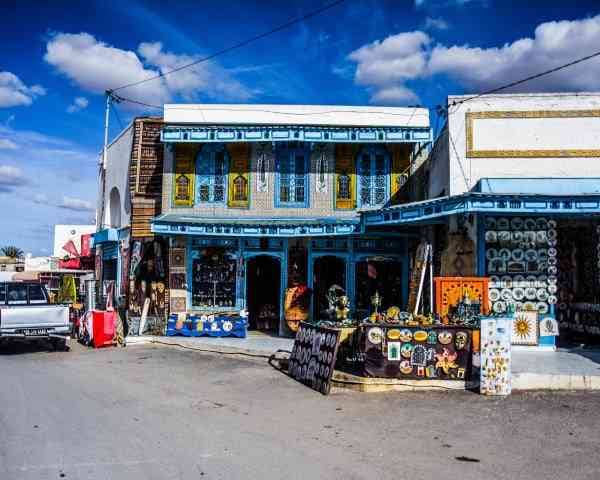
[233,174,248,202]
[337,172,351,200]
[175,174,190,202]
[357,146,390,207]
[196,144,228,204]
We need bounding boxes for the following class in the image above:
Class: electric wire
[110,101,125,131]
[110,0,346,94]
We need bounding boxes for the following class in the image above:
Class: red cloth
[58,258,81,269]
[62,240,79,258]
[80,234,92,257]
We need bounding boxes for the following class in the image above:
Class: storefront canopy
[152,213,360,237]
[363,178,600,228]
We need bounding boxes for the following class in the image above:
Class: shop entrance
[355,259,403,320]
[246,255,281,332]
[313,256,346,320]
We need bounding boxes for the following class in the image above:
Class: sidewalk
[127,333,600,391]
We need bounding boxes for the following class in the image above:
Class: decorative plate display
[525,287,538,300]
[500,288,513,301]
[548,247,557,257]
[513,275,526,286]
[400,343,413,358]
[524,218,537,230]
[497,217,510,230]
[547,238,557,247]
[387,329,401,340]
[547,284,558,294]
[398,329,413,342]
[510,217,524,230]
[368,327,383,344]
[548,295,558,305]
[438,331,453,345]
[547,229,558,240]
[485,231,498,243]
[548,257,557,266]
[548,219,557,228]
[493,301,506,313]
[413,331,428,342]
[537,302,549,314]
[497,231,511,245]
[399,360,413,375]
[499,248,512,260]
[537,288,549,301]
[511,248,525,261]
[486,248,498,260]
[489,289,501,302]
[547,275,557,285]
[500,275,513,287]
[511,231,524,244]
[537,249,549,261]
[536,218,548,230]
[524,249,538,261]
[512,287,525,301]
[488,259,507,273]
[485,217,497,229]
[548,266,558,275]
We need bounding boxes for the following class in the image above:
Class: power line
[111,93,162,111]
[110,0,346,94]
[110,101,125,131]
[447,49,600,110]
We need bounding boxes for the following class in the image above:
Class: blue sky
[1,0,600,254]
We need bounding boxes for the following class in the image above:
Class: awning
[363,191,600,227]
[151,213,360,237]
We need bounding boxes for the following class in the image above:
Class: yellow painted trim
[390,144,411,204]
[334,144,356,210]
[173,145,197,206]
[227,143,250,209]
[466,110,600,158]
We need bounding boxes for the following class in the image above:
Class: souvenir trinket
[427,331,437,344]
[417,366,425,377]
[399,360,413,375]
[367,327,383,344]
[455,331,468,350]
[435,348,459,375]
[438,331,453,345]
[399,329,413,342]
[387,342,401,361]
[400,343,413,358]
[387,329,401,340]
[413,330,427,342]
[425,365,437,378]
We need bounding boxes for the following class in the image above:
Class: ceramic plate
[488,289,500,302]
[536,231,548,244]
[548,247,557,257]
[548,266,558,275]
[512,249,525,261]
[536,218,548,230]
[537,302,549,314]
[485,231,498,243]
[514,301,524,311]
[548,295,558,305]
[501,275,513,287]
[547,229,558,240]
[499,248,512,260]
[513,274,526,286]
[524,218,537,230]
[547,284,558,294]
[524,301,536,311]
[537,250,549,262]
[525,287,538,300]
[493,301,506,313]
[548,257,557,266]
[548,219,557,229]
[485,217,497,229]
[486,248,498,260]
[500,288,513,301]
[548,275,558,285]
[510,217,524,230]
[511,231,524,244]
[512,287,525,301]
[548,238,558,247]
[497,218,510,230]
[523,231,536,244]
[498,231,511,245]
[537,288,549,301]
[524,249,538,261]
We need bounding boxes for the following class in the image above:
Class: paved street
[1,342,599,480]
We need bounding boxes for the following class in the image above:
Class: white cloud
[0,71,46,108]
[0,165,27,192]
[424,17,449,30]
[66,96,89,113]
[348,15,600,105]
[0,138,18,150]
[45,32,253,109]
[33,193,49,204]
[58,196,95,212]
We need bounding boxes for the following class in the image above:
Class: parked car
[0,282,70,350]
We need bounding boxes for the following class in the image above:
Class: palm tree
[1,246,24,259]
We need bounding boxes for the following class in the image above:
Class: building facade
[153,104,431,335]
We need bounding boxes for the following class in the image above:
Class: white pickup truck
[0,282,70,350]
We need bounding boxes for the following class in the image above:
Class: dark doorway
[355,260,403,320]
[313,256,346,320]
[246,256,281,332]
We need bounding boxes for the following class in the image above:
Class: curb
[512,373,600,391]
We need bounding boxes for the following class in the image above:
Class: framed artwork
[170,248,186,269]
[512,310,539,345]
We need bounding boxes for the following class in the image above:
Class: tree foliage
[1,246,24,259]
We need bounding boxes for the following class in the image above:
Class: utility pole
[102,90,112,169]
[99,91,112,229]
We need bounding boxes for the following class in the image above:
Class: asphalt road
[1,341,599,480]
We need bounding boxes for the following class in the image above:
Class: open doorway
[246,255,281,332]
[355,259,403,319]
[313,256,346,320]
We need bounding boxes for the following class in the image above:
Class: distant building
[0,256,24,272]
